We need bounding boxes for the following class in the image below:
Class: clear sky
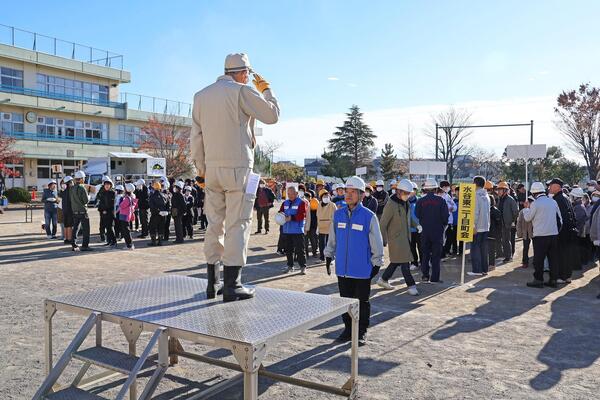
[6,0,600,164]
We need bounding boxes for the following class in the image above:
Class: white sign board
[51,164,63,174]
[506,144,546,159]
[409,161,447,175]
[147,157,166,177]
[356,166,367,175]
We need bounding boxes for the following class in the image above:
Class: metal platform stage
[34,275,359,399]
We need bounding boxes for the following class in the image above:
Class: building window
[37,117,106,141]
[0,112,24,134]
[119,124,144,144]
[37,166,50,178]
[0,67,23,88]
[36,73,109,103]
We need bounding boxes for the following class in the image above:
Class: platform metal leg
[232,342,267,400]
[343,302,359,398]
[44,301,57,376]
[120,319,143,400]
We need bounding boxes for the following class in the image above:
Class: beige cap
[224,53,253,73]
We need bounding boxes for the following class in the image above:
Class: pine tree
[328,105,377,173]
[380,143,397,180]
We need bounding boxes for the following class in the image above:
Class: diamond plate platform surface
[49,275,355,345]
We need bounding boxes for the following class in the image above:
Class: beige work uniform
[191,75,279,266]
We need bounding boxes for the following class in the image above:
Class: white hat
[570,187,585,198]
[530,182,546,194]
[48,179,57,185]
[423,178,439,189]
[74,170,86,179]
[390,179,397,185]
[63,176,73,183]
[184,186,192,192]
[135,179,145,186]
[274,212,286,226]
[397,179,413,193]
[125,183,135,193]
[175,181,185,189]
[115,184,124,191]
[224,53,253,73]
[410,181,418,190]
[102,176,113,185]
[376,180,384,186]
[345,176,366,192]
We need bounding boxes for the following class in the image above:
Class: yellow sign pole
[457,183,476,285]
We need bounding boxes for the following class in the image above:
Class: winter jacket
[379,194,417,263]
[280,197,306,234]
[442,192,457,224]
[184,194,194,217]
[415,192,449,238]
[118,195,137,222]
[553,192,577,240]
[523,194,562,237]
[572,200,588,238]
[372,189,389,216]
[171,191,187,217]
[473,188,491,233]
[488,206,502,240]
[194,184,206,208]
[149,190,169,214]
[42,188,58,212]
[516,208,533,240]
[190,75,280,173]
[316,201,337,234]
[498,194,518,229]
[96,188,115,214]
[362,195,378,214]
[134,186,149,210]
[409,196,420,233]
[69,184,88,214]
[254,187,275,209]
[324,203,385,279]
[59,187,72,215]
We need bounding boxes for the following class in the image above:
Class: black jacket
[553,192,576,239]
[171,191,186,217]
[135,186,149,210]
[96,188,115,213]
[149,190,169,214]
[194,184,205,208]
[488,206,502,239]
[372,190,389,215]
[362,195,378,214]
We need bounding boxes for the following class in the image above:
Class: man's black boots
[223,266,256,302]
[206,263,220,299]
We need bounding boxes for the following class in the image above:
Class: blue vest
[332,203,374,279]
[282,197,305,234]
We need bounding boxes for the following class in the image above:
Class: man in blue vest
[279,185,308,274]
[325,176,384,346]
[415,178,449,283]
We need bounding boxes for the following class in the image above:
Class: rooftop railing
[120,92,192,118]
[5,130,139,147]
[0,84,126,109]
[0,24,124,69]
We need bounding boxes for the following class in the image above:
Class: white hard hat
[63,176,73,183]
[74,170,86,179]
[390,179,397,185]
[423,178,439,189]
[274,212,286,226]
[397,179,413,193]
[338,183,346,189]
[345,176,366,192]
[184,186,192,192]
[224,53,253,73]
[102,176,113,185]
[175,181,185,189]
[163,180,170,190]
[332,184,338,191]
[570,187,585,198]
[376,180,384,186]
[410,180,418,190]
[115,184,124,191]
[135,179,145,186]
[530,182,546,194]
[125,183,135,193]
[48,179,57,185]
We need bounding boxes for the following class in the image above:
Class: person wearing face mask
[304,191,319,258]
[59,176,74,245]
[332,183,346,208]
[587,180,598,197]
[496,181,519,262]
[96,176,116,247]
[254,179,275,234]
[467,176,491,276]
[362,185,378,214]
[317,189,337,262]
[377,179,421,295]
[372,179,389,219]
[523,182,561,288]
[547,178,578,284]
[280,186,307,274]
[387,179,397,197]
[439,180,457,258]
[42,179,59,239]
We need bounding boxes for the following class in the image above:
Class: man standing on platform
[325,176,384,346]
[191,53,280,302]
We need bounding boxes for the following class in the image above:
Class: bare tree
[470,146,501,180]
[426,108,473,183]
[555,83,600,179]
[401,123,417,160]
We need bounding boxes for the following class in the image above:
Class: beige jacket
[379,195,417,263]
[516,208,533,240]
[190,75,280,174]
[316,202,337,235]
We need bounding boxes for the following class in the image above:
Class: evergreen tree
[380,143,397,180]
[328,105,377,172]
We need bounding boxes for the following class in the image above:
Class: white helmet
[175,181,185,190]
[397,179,413,193]
[570,187,585,198]
[274,212,286,226]
[332,184,338,191]
[115,184,125,192]
[125,183,135,193]
[376,179,384,186]
[74,170,86,179]
[423,178,439,189]
[63,176,73,183]
[390,179,397,186]
[345,176,366,192]
[48,179,57,185]
[411,180,418,190]
[184,185,192,192]
[135,179,145,186]
[102,176,113,186]
[530,182,546,194]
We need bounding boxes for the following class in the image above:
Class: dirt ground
[0,205,599,399]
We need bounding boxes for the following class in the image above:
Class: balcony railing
[0,24,124,69]
[120,92,192,117]
[5,131,139,148]
[0,84,126,109]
